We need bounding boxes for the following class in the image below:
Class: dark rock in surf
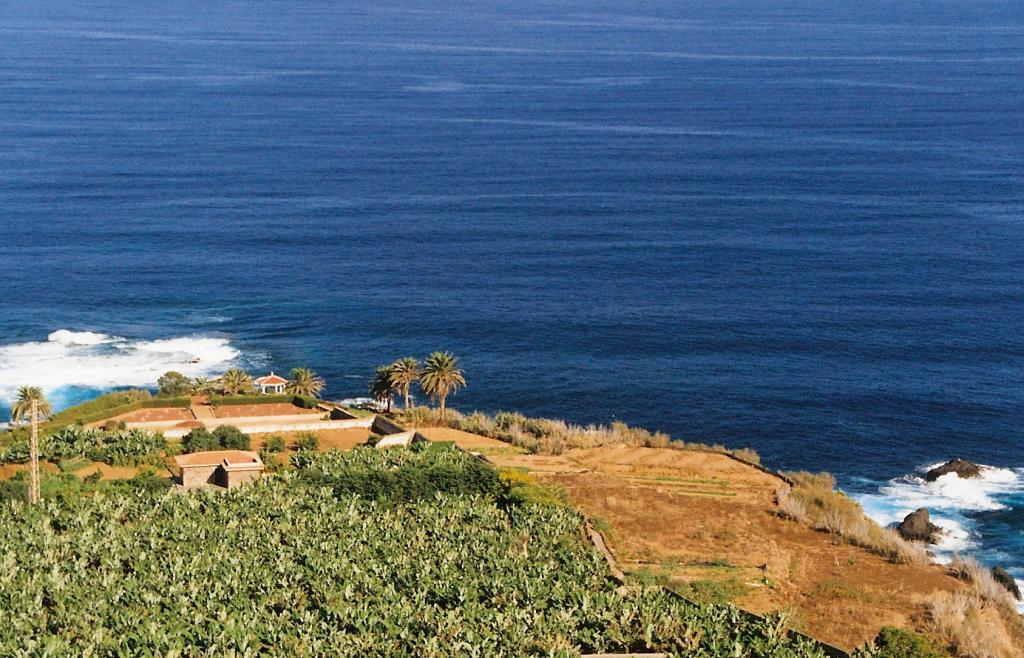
[925,459,982,482]
[896,508,942,543]
[992,566,1022,601]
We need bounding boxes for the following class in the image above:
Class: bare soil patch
[110,407,194,423]
[0,462,60,479]
[214,403,321,419]
[72,462,160,480]
[564,445,783,505]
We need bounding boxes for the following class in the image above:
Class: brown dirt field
[111,407,195,423]
[0,462,60,479]
[565,445,783,505]
[250,428,373,451]
[0,461,165,482]
[72,462,163,480]
[213,403,321,419]
[526,447,976,651]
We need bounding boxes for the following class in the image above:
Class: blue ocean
[1,1,1021,590]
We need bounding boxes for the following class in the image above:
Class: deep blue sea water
[1,1,1022,587]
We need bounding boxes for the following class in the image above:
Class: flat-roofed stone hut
[174,450,264,489]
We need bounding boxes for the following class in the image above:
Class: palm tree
[419,352,466,423]
[286,367,325,397]
[10,386,51,504]
[388,357,420,412]
[191,376,216,395]
[219,368,253,396]
[369,365,396,413]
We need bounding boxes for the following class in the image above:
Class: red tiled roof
[254,373,288,386]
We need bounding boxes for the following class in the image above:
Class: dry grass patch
[947,556,1017,607]
[779,472,928,565]
[398,407,761,462]
[926,591,1017,658]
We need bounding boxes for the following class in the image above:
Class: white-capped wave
[47,329,114,346]
[871,464,1021,516]
[855,462,1024,570]
[0,330,240,407]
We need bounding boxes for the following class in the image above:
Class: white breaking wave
[0,329,240,406]
[856,463,1024,564]
[48,329,112,346]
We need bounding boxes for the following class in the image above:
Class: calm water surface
[1,0,1022,578]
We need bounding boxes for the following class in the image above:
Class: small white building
[253,372,288,395]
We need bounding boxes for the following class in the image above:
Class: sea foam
[856,463,1024,568]
[0,329,240,409]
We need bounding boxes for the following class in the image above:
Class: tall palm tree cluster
[160,368,326,398]
[369,352,466,421]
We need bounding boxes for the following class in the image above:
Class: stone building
[174,450,264,489]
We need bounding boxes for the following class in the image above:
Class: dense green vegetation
[0,445,831,657]
[0,425,167,466]
[157,371,194,397]
[856,628,945,658]
[0,469,173,504]
[294,443,501,502]
[182,425,252,453]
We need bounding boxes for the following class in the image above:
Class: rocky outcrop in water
[925,458,982,482]
[896,508,942,543]
[992,566,1022,601]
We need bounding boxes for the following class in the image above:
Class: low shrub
[862,627,945,658]
[262,435,286,453]
[498,468,568,507]
[108,471,174,494]
[182,428,219,453]
[294,431,319,452]
[292,395,318,409]
[213,425,251,451]
[676,578,748,605]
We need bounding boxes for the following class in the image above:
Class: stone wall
[225,469,262,489]
[180,464,219,489]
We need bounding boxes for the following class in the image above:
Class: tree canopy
[157,371,192,397]
[10,386,51,423]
